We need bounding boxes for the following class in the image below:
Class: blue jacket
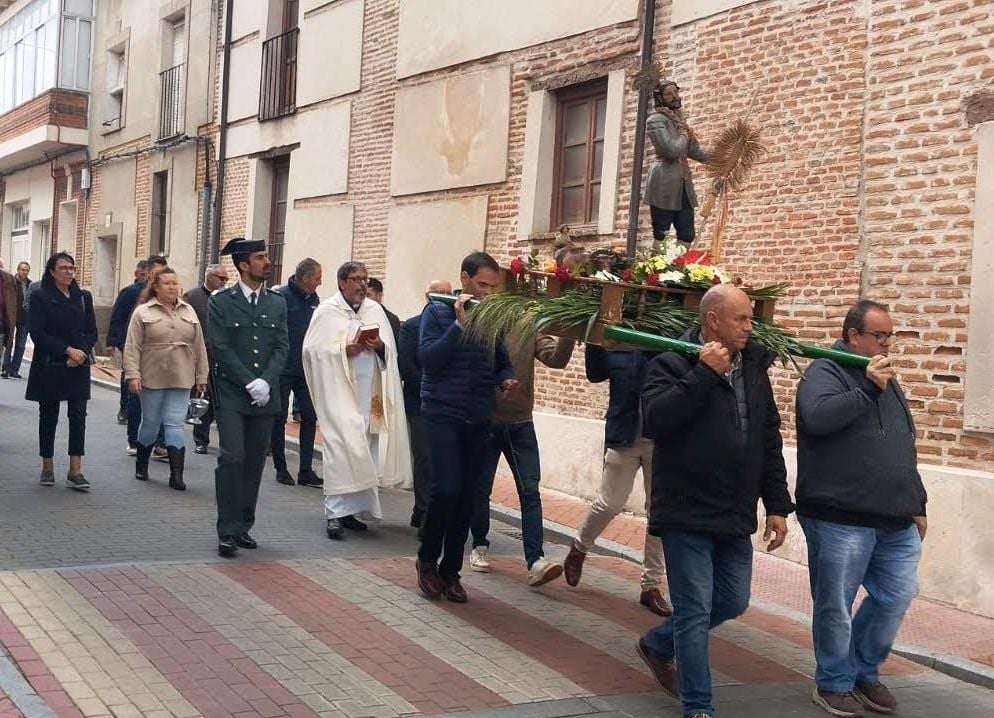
[106,280,145,350]
[585,345,655,449]
[273,277,319,377]
[398,312,423,417]
[418,300,513,423]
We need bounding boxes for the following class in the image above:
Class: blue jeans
[473,421,544,568]
[137,388,189,449]
[2,321,28,374]
[642,531,753,716]
[800,517,921,692]
[418,415,491,580]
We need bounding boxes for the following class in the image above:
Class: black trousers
[270,375,316,475]
[215,409,274,539]
[192,379,216,447]
[408,414,434,522]
[417,415,491,580]
[650,186,695,243]
[38,400,87,458]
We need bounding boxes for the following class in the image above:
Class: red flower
[621,269,634,282]
[554,265,571,282]
[711,274,722,285]
[509,257,525,276]
[673,249,712,267]
[647,273,660,285]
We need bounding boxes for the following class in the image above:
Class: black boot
[167,446,186,491]
[135,443,153,481]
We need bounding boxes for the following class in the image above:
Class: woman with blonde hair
[123,267,209,489]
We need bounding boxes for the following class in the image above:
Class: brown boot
[564,541,586,587]
[854,681,896,714]
[416,559,444,599]
[640,588,673,617]
[635,638,678,698]
[812,687,864,717]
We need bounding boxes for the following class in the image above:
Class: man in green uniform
[208,238,289,557]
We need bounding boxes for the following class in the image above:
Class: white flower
[593,270,620,282]
[657,270,685,284]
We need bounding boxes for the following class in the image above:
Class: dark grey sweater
[795,340,927,530]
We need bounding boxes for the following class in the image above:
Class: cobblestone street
[1,378,993,718]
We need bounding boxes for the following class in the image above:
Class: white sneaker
[527,557,564,587]
[125,443,138,456]
[469,547,491,572]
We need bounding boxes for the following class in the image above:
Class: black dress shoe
[340,515,368,532]
[297,469,323,488]
[194,443,208,455]
[11,372,22,379]
[218,537,238,557]
[326,518,343,540]
[410,513,422,529]
[235,534,257,549]
[275,469,295,485]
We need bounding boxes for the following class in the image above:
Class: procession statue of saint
[644,80,711,247]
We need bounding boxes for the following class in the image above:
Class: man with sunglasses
[796,299,927,718]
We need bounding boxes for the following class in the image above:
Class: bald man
[635,284,794,718]
[399,279,453,529]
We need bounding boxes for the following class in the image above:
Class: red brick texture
[0,89,88,144]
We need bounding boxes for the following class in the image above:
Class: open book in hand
[352,324,380,344]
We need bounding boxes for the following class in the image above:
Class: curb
[488,502,994,691]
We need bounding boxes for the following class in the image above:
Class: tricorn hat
[219,237,266,256]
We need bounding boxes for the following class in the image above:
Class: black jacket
[795,340,927,529]
[26,282,98,403]
[273,277,319,377]
[398,313,423,417]
[585,345,656,448]
[418,300,513,424]
[182,285,213,361]
[106,280,145,350]
[642,328,793,537]
[383,306,402,346]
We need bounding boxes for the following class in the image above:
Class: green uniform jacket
[208,285,289,416]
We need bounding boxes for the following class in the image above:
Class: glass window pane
[63,0,93,16]
[562,145,587,186]
[592,140,604,181]
[564,102,590,145]
[74,18,90,89]
[595,98,606,139]
[60,17,75,87]
[590,184,600,224]
[560,186,584,225]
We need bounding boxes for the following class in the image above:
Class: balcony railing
[158,63,186,140]
[259,28,298,121]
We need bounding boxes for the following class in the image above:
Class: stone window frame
[517,68,626,240]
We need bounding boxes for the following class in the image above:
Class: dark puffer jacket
[273,277,319,378]
[418,300,513,423]
[585,345,656,449]
[642,328,794,537]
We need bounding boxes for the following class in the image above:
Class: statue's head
[653,81,681,111]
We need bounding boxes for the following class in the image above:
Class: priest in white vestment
[301,261,412,539]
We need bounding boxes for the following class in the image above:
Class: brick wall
[0,89,88,143]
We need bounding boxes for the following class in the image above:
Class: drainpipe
[625,0,657,259]
[210,0,234,262]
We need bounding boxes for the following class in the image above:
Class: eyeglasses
[346,276,369,285]
[856,329,897,344]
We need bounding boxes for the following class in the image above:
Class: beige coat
[123,298,209,389]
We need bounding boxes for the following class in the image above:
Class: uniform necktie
[250,291,257,307]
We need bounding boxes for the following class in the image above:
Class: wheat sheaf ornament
[699,118,766,262]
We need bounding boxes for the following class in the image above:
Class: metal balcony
[158,63,186,140]
[259,28,298,121]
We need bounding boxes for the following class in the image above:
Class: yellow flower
[686,264,716,283]
[542,258,557,273]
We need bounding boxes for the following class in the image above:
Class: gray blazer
[644,110,710,211]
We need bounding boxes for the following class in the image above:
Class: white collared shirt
[238,281,261,302]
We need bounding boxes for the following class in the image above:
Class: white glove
[245,378,270,405]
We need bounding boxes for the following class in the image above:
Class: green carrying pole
[427,293,870,369]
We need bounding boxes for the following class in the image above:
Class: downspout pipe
[625,0,657,259]
[210,0,234,263]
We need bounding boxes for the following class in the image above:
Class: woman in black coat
[26,252,98,491]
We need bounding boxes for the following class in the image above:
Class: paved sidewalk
[487,473,994,678]
[2,368,991,718]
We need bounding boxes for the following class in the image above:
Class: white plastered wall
[384,196,490,320]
